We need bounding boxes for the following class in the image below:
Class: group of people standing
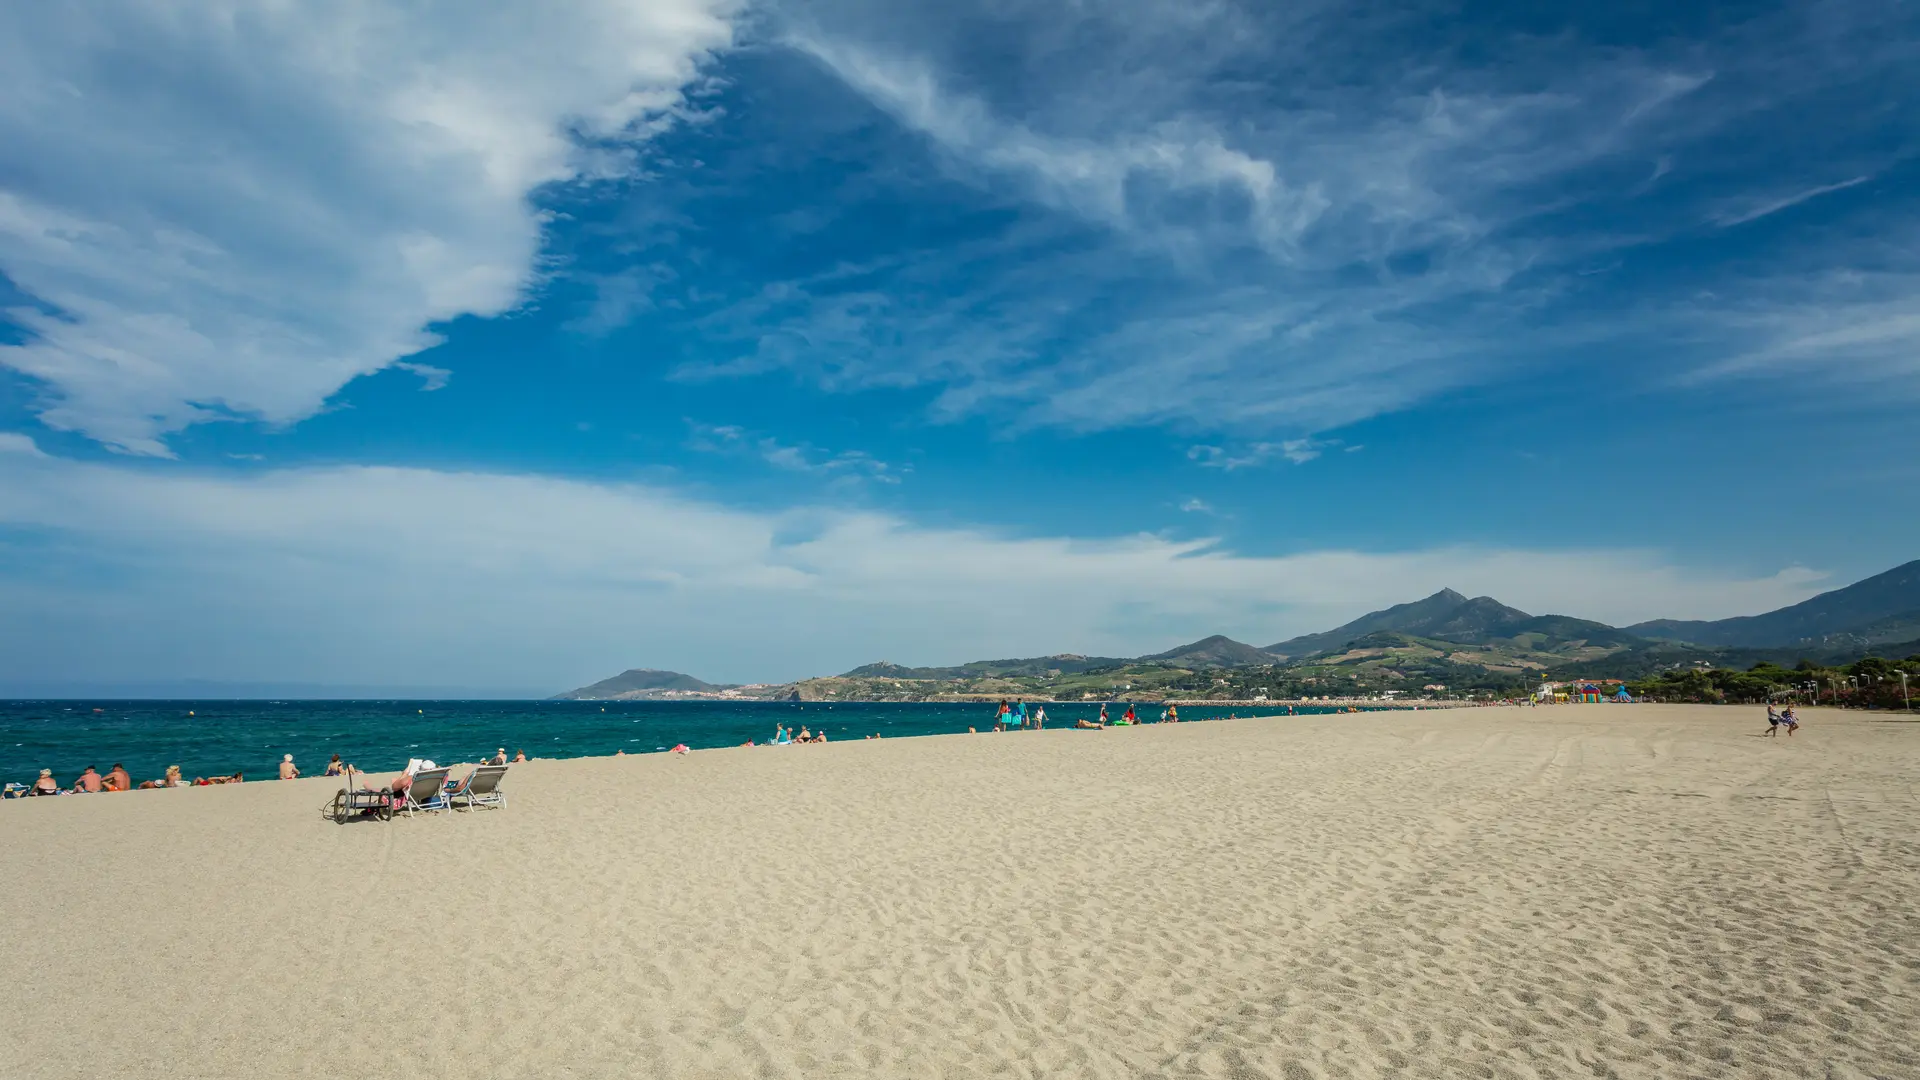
[988,700,1190,731]
[992,699,1050,731]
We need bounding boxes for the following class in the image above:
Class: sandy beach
[2,704,1915,1079]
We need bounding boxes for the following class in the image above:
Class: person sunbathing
[139,765,185,789]
[1076,718,1104,729]
[72,766,103,793]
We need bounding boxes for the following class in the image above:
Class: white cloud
[0,1,740,454]
[1712,175,1870,228]
[1189,438,1334,469]
[0,451,1831,688]
[392,362,452,392]
[665,0,1920,437]
[687,420,901,483]
[0,432,48,458]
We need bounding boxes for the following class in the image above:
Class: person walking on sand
[279,754,299,780]
[993,700,1010,733]
[1033,705,1047,730]
[1122,704,1137,725]
[1780,706,1800,736]
[1764,705,1783,737]
[1099,702,1109,725]
[1167,704,1179,723]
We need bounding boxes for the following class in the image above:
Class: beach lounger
[446,764,508,811]
[397,767,452,817]
[446,764,507,811]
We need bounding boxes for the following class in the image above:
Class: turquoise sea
[1,699,1355,789]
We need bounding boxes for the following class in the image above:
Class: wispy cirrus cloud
[1188,438,1336,470]
[687,421,902,483]
[1711,175,1871,228]
[642,0,1920,439]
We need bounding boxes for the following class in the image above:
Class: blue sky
[1,0,1916,692]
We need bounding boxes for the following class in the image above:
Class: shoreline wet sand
[2,704,1914,1079]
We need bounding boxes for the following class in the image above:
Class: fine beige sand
[2,704,1916,1079]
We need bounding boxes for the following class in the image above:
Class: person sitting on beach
[324,754,344,776]
[490,748,508,766]
[29,769,61,795]
[774,724,793,745]
[797,726,813,743]
[139,765,185,789]
[72,766,103,793]
[513,749,527,763]
[104,763,131,791]
[810,730,827,744]
[278,755,299,780]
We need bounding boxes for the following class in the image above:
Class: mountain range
[556,558,1920,700]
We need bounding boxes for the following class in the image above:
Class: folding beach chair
[446,764,508,811]
[398,767,452,817]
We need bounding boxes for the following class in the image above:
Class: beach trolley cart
[330,768,393,823]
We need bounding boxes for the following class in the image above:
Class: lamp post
[1899,671,1911,711]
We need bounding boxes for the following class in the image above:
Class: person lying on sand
[72,766,103,793]
[1076,718,1104,729]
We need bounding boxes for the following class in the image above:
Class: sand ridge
[2,705,1915,1078]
